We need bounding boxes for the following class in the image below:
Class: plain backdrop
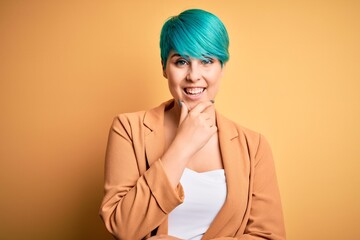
[1,0,359,239]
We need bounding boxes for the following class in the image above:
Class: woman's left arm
[145,134,286,240]
[211,135,286,240]
[153,135,286,240]
[242,134,286,239]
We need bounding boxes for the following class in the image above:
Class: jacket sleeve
[99,115,184,240]
[211,134,286,240]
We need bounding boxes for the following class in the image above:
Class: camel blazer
[100,100,286,240]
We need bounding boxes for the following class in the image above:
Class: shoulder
[113,111,146,126]
[109,99,172,136]
[108,111,146,141]
[236,122,273,165]
[217,113,272,160]
[217,112,261,143]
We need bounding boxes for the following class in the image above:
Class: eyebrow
[170,53,214,61]
[170,53,182,59]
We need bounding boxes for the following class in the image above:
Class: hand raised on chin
[174,100,217,159]
[160,99,217,188]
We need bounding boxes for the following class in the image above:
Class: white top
[168,168,227,240]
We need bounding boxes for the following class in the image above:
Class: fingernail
[210,99,215,104]
[178,99,182,107]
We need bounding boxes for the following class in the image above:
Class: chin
[183,99,205,111]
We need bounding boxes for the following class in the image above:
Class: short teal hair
[160,9,229,69]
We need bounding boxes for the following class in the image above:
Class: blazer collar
[143,100,171,132]
[143,99,173,166]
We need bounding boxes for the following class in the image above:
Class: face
[163,51,225,110]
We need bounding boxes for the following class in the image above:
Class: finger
[178,100,188,126]
[189,101,214,115]
[202,104,215,116]
[201,112,211,120]
[197,102,216,123]
[210,125,218,135]
[205,117,214,126]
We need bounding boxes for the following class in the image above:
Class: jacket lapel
[143,101,170,167]
[143,100,173,235]
[202,112,251,239]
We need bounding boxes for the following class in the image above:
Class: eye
[201,58,214,65]
[175,58,189,66]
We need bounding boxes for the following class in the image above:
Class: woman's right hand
[160,100,217,188]
[174,100,217,158]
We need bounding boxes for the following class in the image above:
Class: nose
[186,62,202,82]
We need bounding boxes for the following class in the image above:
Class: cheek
[166,80,178,98]
[208,68,223,86]
[166,72,183,97]
[167,68,185,87]
[167,75,180,88]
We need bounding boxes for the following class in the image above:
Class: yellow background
[1,0,359,239]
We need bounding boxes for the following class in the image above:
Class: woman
[100,9,286,240]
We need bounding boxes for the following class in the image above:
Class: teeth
[185,88,205,95]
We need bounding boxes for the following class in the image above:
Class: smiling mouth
[184,87,205,95]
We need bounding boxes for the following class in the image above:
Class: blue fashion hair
[160,9,229,69]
